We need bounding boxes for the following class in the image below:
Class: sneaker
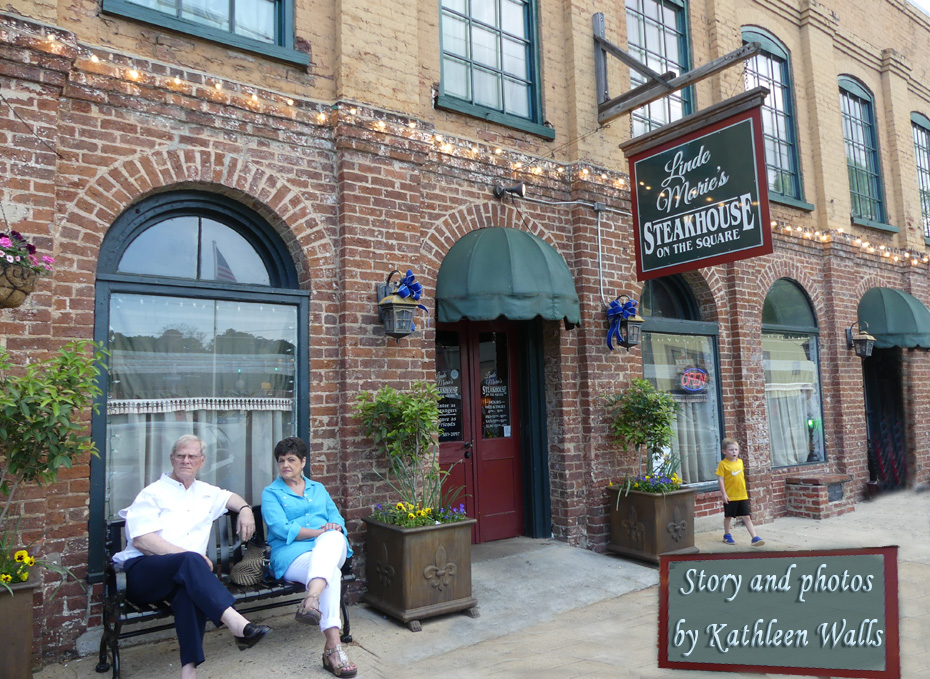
[723,533,735,545]
[751,536,765,546]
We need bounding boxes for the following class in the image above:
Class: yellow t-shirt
[715,458,748,501]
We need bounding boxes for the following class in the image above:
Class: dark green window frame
[626,0,693,136]
[87,191,310,582]
[911,112,930,241]
[102,0,308,66]
[839,76,887,226]
[436,0,554,140]
[742,28,806,204]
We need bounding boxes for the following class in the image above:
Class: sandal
[295,593,322,626]
[322,644,357,678]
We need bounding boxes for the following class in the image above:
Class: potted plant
[354,381,477,632]
[604,378,698,563]
[0,339,107,678]
[0,231,55,308]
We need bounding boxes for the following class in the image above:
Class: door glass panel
[436,330,464,442]
[479,331,510,438]
[105,293,297,517]
[642,332,720,484]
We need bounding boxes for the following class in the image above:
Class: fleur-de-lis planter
[362,516,478,632]
[607,486,699,564]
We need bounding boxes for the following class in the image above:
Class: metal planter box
[362,517,478,631]
[607,488,699,564]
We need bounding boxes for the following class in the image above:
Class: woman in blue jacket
[261,436,356,677]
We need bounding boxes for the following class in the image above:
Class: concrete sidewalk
[38,489,930,679]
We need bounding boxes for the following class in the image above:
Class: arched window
[89,191,309,578]
[641,275,721,485]
[742,28,804,203]
[911,112,930,238]
[762,279,825,467]
[839,76,886,225]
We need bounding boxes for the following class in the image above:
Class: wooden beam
[597,42,763,125]
[593,35,674,88]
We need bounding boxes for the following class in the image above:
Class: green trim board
[434,95,555,139]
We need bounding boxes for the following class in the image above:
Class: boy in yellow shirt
[716,438,764,546]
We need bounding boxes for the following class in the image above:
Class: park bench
[95,505,355,678]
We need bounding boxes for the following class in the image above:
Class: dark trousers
[124,552,236,667]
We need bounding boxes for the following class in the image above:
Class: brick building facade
[2,0,930,663]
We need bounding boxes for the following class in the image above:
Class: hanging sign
[625,92,772,281]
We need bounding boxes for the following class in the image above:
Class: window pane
[443,14,469,58]
[181,0,230,31]
[442,0,466,12]
[106,293,298,516]
[504,78,529,118]
[502,37,527,77]
[473,0,497,26]
[127,0,178,12]
[642,333,721,484]
[841,86,884,222]
[474,68,501,108]
[501,0,525,38]
[235,0,275,43]
[442,56,470,99]
[472,25,499,67]
[912,121,930,238]
[118,216,199,277]
[436,331,464,442]
[763,333,825,466]
[200,219,271,285]
[479,332,510,439]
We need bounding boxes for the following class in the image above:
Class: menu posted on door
[481,371,510,438]
[437,369,463,442]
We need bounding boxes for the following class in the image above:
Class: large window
[911,113,930,239]
[102,0,307,65]
[437,0,552,138]
[840,77,886,225]
[625,0,691,137]
[742,29,803,202]
[641,275,721,485]
[89,191,309,578]
[762,279,825,467]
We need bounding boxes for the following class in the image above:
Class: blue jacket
[261,475,352,580]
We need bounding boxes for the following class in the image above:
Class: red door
[436,320,523,542]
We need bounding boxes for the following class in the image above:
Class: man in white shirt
[113,434,271,679]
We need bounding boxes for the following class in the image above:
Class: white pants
[282,530,347,632]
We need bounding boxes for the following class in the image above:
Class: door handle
[463,441,472,458]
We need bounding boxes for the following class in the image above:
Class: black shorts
[723,499,751,518]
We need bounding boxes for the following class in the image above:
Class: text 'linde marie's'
[641,145,756,258]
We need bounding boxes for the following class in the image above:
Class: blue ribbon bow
[606,298,638,351]
[396,270,423,301]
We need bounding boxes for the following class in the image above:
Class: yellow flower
[23,556,35,567]
[18,571,28,582]
[395,502,404,511]
[14,550,27,563]
[633,482,640,488]
[407,513,415,520]
[0,574,11,583]
[406,503,414,511]
[416,510,424,517]
[609,481,613,487]
[425,508,432,515]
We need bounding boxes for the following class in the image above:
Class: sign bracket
[593,13,763,126]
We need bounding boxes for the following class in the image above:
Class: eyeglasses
[172,454,203,462]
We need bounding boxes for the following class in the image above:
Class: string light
[90,54,99,63]
[127,69,139,80]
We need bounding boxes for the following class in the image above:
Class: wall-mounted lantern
[606,294,645,351]
[377,269,428,340]
[846,321,876,358]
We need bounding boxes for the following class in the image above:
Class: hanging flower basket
[0,261,38,309]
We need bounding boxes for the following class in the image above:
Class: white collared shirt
[112,473,232,567]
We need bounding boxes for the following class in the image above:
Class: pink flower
[42,256,55,264]
[0,237,11,248]
[28,254,38,266]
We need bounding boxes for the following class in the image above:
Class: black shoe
[235,623,271,651]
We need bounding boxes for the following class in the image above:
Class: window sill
[769,194,815,212]
[102,0,310,66]
[435,94,555,140]
[851,216,899,234]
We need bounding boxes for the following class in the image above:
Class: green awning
[858,287,930,349]
[436,227,581,326]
